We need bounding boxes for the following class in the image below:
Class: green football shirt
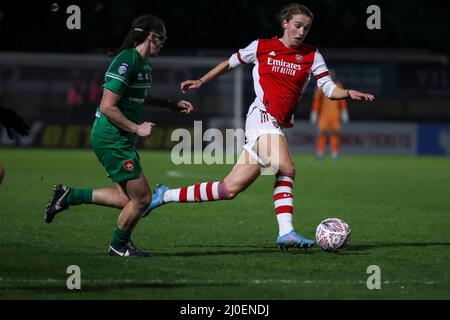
[92,48,152,142]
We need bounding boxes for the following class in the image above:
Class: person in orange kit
[310,71,349,160]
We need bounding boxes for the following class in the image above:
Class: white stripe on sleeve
[229,40,258,69]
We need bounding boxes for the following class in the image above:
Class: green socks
[66,188,93,205]
[111,228,131,249]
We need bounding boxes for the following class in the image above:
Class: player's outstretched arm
[330,87,375,102]
[347,89,375,101]
[181,59,231,93]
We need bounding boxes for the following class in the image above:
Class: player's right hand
[136,122,155,138]
[180,79,203,94]
[310,111,318,124]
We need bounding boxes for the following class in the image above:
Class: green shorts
[91,133,142,183]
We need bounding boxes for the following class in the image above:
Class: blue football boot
[142,184,169,217]
[276,230,315,249]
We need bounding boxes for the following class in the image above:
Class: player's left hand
[175,100,194,114]
[348,90,375,102]
[180,80,203,93]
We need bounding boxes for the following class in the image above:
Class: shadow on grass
[3,281,239,294]
[151,244,318,257]
[163,242,450,257]
[345,242,450,252]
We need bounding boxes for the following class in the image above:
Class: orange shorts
[319,114,341,131]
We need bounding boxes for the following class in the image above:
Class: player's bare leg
[92,184,131,209]
[222,150,262,198]
[45,184,131,223]
[144,149,261,217]
[116,174,151,231]
[108,173,152,257]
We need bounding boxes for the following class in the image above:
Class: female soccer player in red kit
[145,3,374,249]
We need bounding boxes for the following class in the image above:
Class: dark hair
[115,15,165,55]
[277,3,314,27]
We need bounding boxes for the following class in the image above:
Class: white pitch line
[0,278,438,286]
[165,170,186,178]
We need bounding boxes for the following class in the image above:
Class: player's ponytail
[113,14,165,56]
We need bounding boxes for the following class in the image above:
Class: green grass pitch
[0,149,449,299]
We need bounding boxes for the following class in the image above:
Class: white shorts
[243,106,286,167]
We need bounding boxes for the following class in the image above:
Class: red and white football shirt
[229,37,336,128]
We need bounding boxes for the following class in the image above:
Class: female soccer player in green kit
[44,15,193,257]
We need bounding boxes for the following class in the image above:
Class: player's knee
[278,166,295,179]
[133,193,152,211]
[118,195,130,208]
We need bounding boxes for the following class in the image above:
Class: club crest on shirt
[123,159,135,171]
[118,63,129,75]
[295,54,303,62]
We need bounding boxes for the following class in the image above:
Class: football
[316,218,352,252]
